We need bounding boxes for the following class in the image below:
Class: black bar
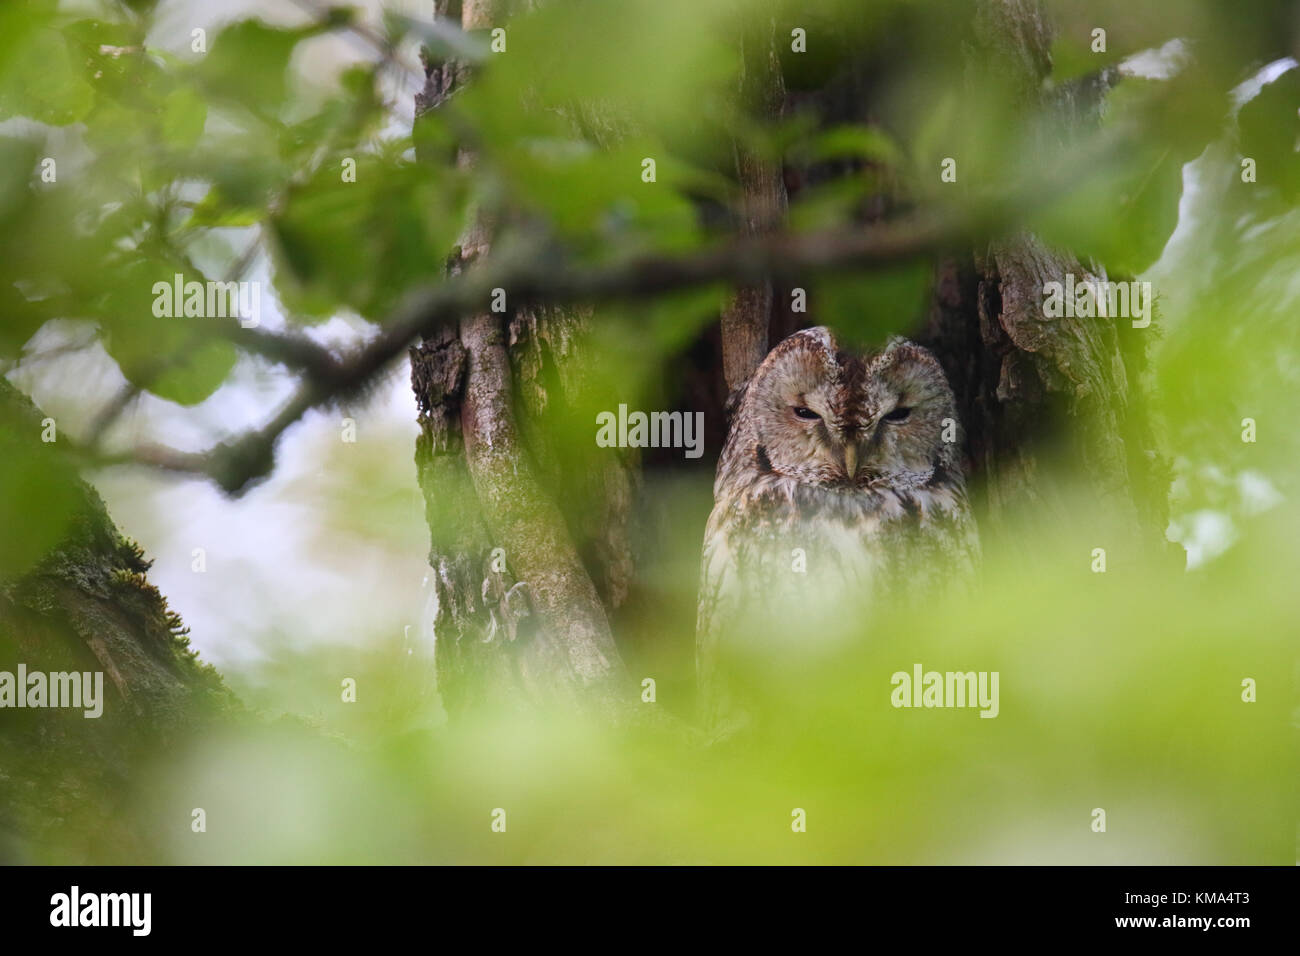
[0,865,1290,941]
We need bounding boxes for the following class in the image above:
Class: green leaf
[269,154,462,320]
[161,85,207,149]
[147,337,240,406]
[813,262,931,348]
[0,136,38,224]
[0,24,94,125]
[493,138,703,257]
[196,19,311,114]
[96,263,242,406]
[104,313,240,407]
[806,125,903,166]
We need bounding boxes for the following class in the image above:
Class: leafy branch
[72,199,1005,493]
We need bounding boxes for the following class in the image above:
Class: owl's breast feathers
[695,460,978,738]
[713,458,970,537]
[698,460,978,638]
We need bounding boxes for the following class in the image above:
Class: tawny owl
[696,326,978,733]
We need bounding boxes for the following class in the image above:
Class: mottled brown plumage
[696,327,979,733]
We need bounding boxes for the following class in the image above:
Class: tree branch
[78,203,1000,493]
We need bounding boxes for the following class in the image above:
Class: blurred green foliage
[0,0,1296,863]
[113,516,1293,864]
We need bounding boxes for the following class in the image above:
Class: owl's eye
[883,406,911,423]
[792,406,821,421]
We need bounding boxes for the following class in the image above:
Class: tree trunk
[411,0,637,721]
[719,16,788,392]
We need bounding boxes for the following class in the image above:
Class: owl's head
[733,326,960,489]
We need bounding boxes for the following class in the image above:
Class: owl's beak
[842,444,858,480]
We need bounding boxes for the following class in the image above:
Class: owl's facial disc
[743,328,957,489]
